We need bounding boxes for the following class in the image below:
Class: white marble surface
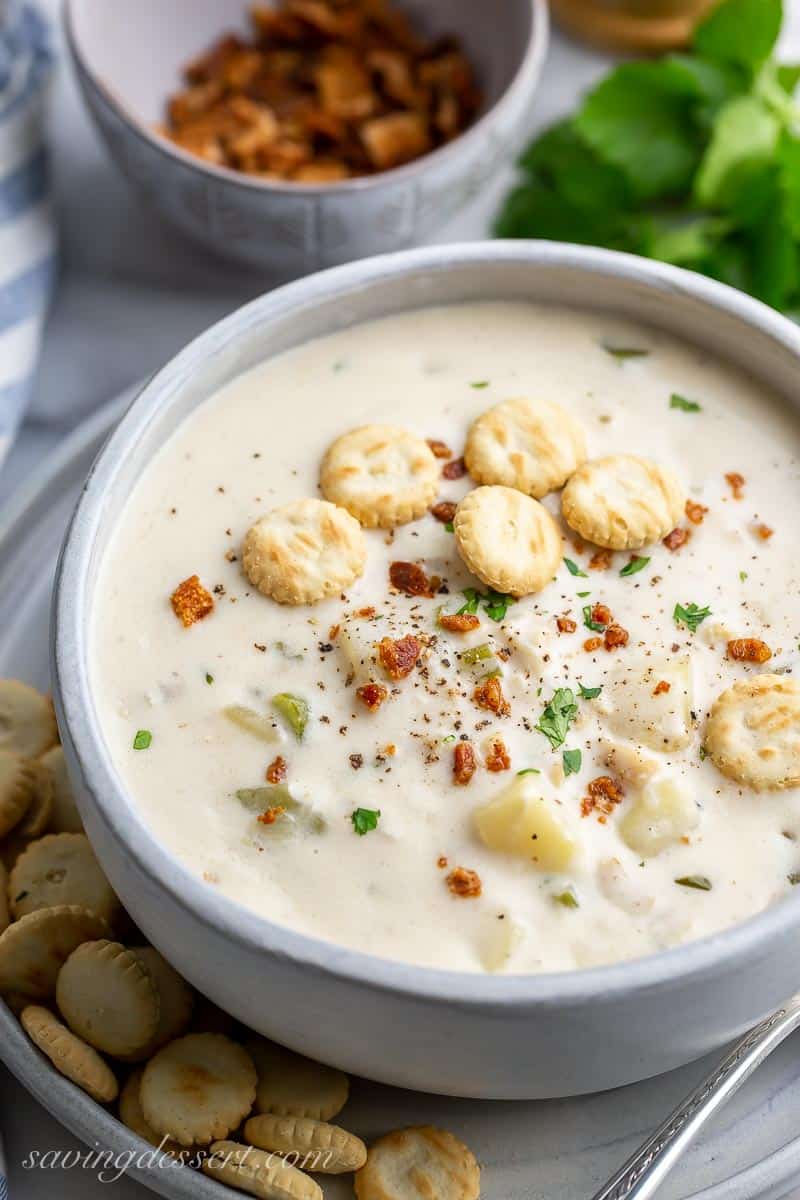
[2,1,800,1195]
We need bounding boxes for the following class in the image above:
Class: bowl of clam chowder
[53,242,800,1098]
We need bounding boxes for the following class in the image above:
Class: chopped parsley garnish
[442,734,456,744]
[582,604,606,632]
[603,344,649,360]
[578,682,602,700]
[535,688,578,750]
[788,872,800,886]
[577,590,590,598]
[444,521,455,533]
[133,730,152,751]
[739,570,748,582]
[670,393,702,413]
[458,587,515,623]
[553,886,579,909]
[564,557,588,578]
[673,602,712,632]
[205,672,214,684]
[675,875,712,891]
[470,380,490,388]
[620,555,650,578]
[517,767,541,776]
[351,808,381,836]
[562,748,582,776]
[699,745,708,761]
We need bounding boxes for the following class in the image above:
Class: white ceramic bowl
[53,242,800,1100]
[64,0,548,274]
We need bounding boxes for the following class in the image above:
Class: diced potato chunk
[600,657,693,752]
[619,776,700,857]
[338,621,378,682]
[474,775,577,871]
[478,914,524,973]
[597,857,655,914]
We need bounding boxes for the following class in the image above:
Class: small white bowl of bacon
[64,0,548,275]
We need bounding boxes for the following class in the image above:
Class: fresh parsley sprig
[458,587,516,623]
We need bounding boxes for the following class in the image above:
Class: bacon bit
[328,623,341,641]
[258,805,285,826]
[356,606,376,619]
[591,602,612,627]
[349,753,364,770]
[584,636,603,652]
[439,612,480,634]
[727,638,772,664]
[389,561,434,597]
[427,438,452,460]
[384,743,397,757]
[653,680,671,696]
[265,755,287,784]
[446,866,482,897]
[171,575,214,627]
[485,736,511,773]
[604,624,629,651]
[442,456,466,480]
[663,527,691,551]
[437,855,448,869]
[378,634,422,680]
[431,500,457,524]
[754,523,774,541]
[557,616,577,634]
[453,741,477,785]
[581,775,624,820]
[473,676,510,716]
[725,471,745,499]
[685,500,708,525]
[356,682,388,711]
[589,549,612,571]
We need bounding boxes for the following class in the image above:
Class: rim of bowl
[53,240,800,1011]
[63,0,549,198]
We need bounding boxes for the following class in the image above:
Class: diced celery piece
[461,643,493,666]
[224,705,278,743]
[272,693,309,740]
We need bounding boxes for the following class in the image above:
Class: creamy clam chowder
[91,302,800,974]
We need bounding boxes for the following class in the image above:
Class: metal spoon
[591,993,800,1200]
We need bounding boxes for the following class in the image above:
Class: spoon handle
[591,993,800,1200]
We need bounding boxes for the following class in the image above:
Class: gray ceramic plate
[2,394,800,1200]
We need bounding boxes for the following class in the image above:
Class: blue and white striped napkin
[0,0,55,467]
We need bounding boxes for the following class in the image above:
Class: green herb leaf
[351,808,381,836]
[673,601,712,632]
[133,730,152,751]
[582,604,606,632]
[695,94,780,209]
[552,885,580,909]
[788,871,800,885]
[564,557,588,577]
[442,734,456,744]
[535,688,579,750]
[603,344,650,360]
[517,767,541,776]
[484,590,515,622]
[562,748,582,776]
[577,590,590,598]
[470,380,490,389]
[444,521,455,533]
[739,570,749,582]
[670,393,702,412]
[620,555,651,577]
[675,874,713,891]
[694,0,782,72]
[458,588,481,616]
[205,672,214,684]
[578,682,603,700]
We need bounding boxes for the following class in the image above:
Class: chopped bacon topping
[663,527,691,551]
[439,612,480,633]
[604,624,629,651]
[584,636,603,652]
[685,500,708,525]
[328,623,341,641]
[653,680,671,696]
[389,561,434,597]
[446,866,482,897]
[378,634,422,679]
[441,456,466,480]
[589,549,612,571]
[265,755,287,784]
[727,638,772,664]
[725,471,745,499]
[356,682,388,711]
[556,616,577,634]
[258,805,286,825]
[427,438,452,460]
[473,676,510,716]
[437,855,448,869]
[453,741,476,785]
[431,500,457,524]
[754,523,774,540]
[591,602,612,627]
[485,736,511,773]
[581,775,624,821]
[356,606,376,619]
[171,575,214,627]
